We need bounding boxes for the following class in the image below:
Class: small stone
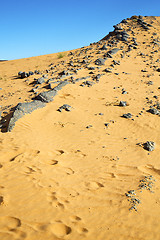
[86,125,93,129]
[119,101,127,107]
[148,108,159,115]
[101,44,108,50]
[58,104,72,112]
[95,58,106,65]
[143,141,155,151]
[147,81,153,85]
[104,68,112,73]
[18,71,28,79]
[104,123,109,127]
[122,113,132,119]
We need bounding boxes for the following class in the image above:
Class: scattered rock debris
[125,175,155,211]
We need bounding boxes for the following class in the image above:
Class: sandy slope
[0,16,160,240]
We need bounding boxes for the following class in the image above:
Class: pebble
[58,104,72,112]
[86,125,93,129]
[122,113,132,119]
[104,123,109,127]
[95,58,106,65]
[104,68,112,73]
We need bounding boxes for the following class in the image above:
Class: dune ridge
[0,15,160,240]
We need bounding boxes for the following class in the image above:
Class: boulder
[8,100,46,131]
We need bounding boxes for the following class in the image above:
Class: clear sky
[1,0,160,60]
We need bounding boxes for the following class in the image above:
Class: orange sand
[0,16,160,240]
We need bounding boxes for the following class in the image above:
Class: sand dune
[0,15,160,239]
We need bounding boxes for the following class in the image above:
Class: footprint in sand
[0,216,27,239]
[70,215,82,222]
[0,196,4,205]
[47,192,67,210]
[63,167,74,175]
[77,227,89,235]
[10,150,40,163]
[0,232,15,240]
[50,160,58,165]
[59,93,75,99]
[0,216,21,231]
[69,215,89,236]
[85,181,104,190]
[56,150,66,155]
[49,222,72,238]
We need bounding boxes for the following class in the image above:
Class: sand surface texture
[0,15,160,239]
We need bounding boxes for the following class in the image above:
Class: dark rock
[101,44,108,50]
[107,53,113,58]
[18,71,28,79]
[86,125,92,129]
[28,71,34,76]
[95,74,102,80]
[81,81,95,87]
[113,60,120,65]
[148,108,160,115]
[53,81,69,91]
[157,68,160,72]
[82,59,88,64]
[88,66,95,70]
[37,89,57,103]
[147,81,153,85]
[121,19,128,24]
[58,104,72,112]
[143,141,155,151]
[32,88,38,93]
[8,100,46,131]
[113,24,123,30]
[37,77,45,84]
[37,81,69,102]
[108,48,120,55]
[95,58,106,65]
[104,68,112,73]
[59,70,67,77]
[122,113,132,119]
[119,101,127,107]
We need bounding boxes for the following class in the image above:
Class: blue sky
[1,0,160,60]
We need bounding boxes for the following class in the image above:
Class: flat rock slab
[8,100,46,132]
[53,81,69,91]
[37,81,69,103]
[37,89,57,103]
[108,48,120,55]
